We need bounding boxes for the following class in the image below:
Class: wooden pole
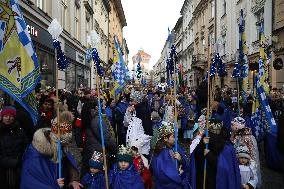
[96,74,109,189]
[237,78,240,115]
[203,44,211,189]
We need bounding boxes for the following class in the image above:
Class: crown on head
[158,122,174,140]
[51,122,72,135]
[91,151,103,163]
[208,120,222,134]
[118,145,132,156]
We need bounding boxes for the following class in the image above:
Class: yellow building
[109,0,127,62]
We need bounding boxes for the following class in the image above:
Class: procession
[0,0,284,189]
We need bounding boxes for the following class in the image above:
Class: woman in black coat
[80,97,117,176]
[0,106,28,189]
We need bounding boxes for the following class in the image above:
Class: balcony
[192,54,207,65]
[83,0,94,15]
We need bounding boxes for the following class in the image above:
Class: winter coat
[82,114,117,174]
[135,101,153,136]
[0,122,28,189]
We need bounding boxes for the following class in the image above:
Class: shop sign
[27,24,38,37]
[76,51,85,64]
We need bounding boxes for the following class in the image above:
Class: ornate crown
[208,120,222,134]
[118,145,132,156]
[51,122,72,135]
[158,122,174,140]
[91,151,103,162]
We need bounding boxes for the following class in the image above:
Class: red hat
[1,106,16,117]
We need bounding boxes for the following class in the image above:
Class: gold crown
[118,145,132,156]
[51,122,72,135]
[158,122,174,140]
[91,151,103,162]
[208,121,222,134]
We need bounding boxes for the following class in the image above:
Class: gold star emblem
[0,0,18,46]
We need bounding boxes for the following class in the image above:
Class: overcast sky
[121,0,184,70]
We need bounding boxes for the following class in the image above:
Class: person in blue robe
[189,120,241,189]
[20,127,81,189]
[81,151,106,189]
[151,124,191,189]
[105,98,116,129]
[109,145,144,189]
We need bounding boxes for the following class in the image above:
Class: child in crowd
[109,145,144,189]
[236,145,258,189]
[81,151,106,189]
[131,146,152,189]
[151,123,190,189]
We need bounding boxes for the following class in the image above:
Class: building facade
[132,49,151,84]
[272,0,284,88]
[215,0,273,89]
[181,0,195,88]
[19,0,127,90]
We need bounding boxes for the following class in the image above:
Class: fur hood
[32,128,53,157]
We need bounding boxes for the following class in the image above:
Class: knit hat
[117,145,133,163]
[130,90,144,104]
[231,116,245,131]
[89,151,104,170]
[1,106,16,117]
[236,145,251,160]
[151,111,161,122]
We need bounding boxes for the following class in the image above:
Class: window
[36,0,44,10]
[75,6,80,40]
[256,10,264,41]
[211,0,215,18]
[222,0,226,15]
[209,31,214,46]
[61,0,68,30]
[202,12,205,26]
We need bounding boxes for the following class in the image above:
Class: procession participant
[231,116,261,187]
[151,123,191,189]
[109,145,144,189]
[81,151,106,189]
[81,97,117,176]
[115,94,129,145]
[190,119,241,189]
[0,106,28,189]
[105,98,116,130]
[126,90,153,136]
[21,111,82,189]
[236,145,258,189]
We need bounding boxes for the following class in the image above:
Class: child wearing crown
[109,145,144,189]
[81,151,106,189]
[151,123,191,189]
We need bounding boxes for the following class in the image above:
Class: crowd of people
[0,82,283,189]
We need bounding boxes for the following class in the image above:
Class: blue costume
[151,145,191,189]
[109,163,144,189]
[105,106,114,127]
[20,144,79,189]
[81,172,106,189]
[189,142,241,189]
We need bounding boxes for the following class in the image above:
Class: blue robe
[189,143,241,189]
[105,107,114,126]
[151,146,191,189]
[20,144,79,189]
[109,163,144,189]
[81,172,106,189]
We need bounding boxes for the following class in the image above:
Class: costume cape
[190,143,241,189]
[109,163,144,189]
[20,144,78,189]
[81,172,106,189]
[151,145,191,189]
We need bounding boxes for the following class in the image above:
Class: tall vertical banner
[0,0,41,123]
[110,36,131,97]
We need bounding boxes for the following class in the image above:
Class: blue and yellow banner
[0,0,41,123]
